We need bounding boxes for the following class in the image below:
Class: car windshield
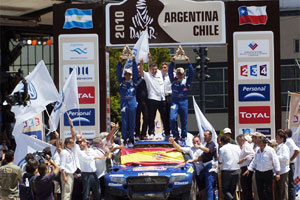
[120,147,185,166]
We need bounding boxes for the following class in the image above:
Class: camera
[32,147,52,164]
[5,79,30,107]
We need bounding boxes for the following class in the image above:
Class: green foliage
[107,47,171,123]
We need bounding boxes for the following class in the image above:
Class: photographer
[31,158,60,200]
[19,159,39,200]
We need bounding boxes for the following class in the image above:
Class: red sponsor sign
[239,106,270,124]
[78,86,95,104]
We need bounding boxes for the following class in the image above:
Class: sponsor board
[106,0,226,46]
[239,106,270,124]
[238,84,270,101]
[64,130,96,139]
[64,108,95,126]
[256,128,271,136]
[24,117,40,128]
[24,131,43,140]
[78,86,95,104]
[238,62,269,79]
[63,42,94,60]
[63,65,95,82]
[237,40,269,58]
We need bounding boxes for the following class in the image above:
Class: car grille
[127,176,169,193]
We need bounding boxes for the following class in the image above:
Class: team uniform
[168,62,194,140]
[116,61,138,143]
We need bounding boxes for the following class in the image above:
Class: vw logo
[27,81,37,100]
[54,91,64,112]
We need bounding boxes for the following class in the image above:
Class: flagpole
[45,108,56,134]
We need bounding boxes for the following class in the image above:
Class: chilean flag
[238,6,267,25]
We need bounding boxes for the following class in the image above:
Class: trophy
[121,45,133,59]
[174,45,186,60]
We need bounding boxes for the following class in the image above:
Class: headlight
[169,175,186,183]
[110,177,126,184]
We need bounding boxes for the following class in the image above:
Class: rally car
[104,140,198,200]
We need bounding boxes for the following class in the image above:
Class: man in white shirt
[236,134,255,200]
[244,136,281,200]
[284,128,299,200]
[275,130,290,200]
[139,59,170,138]
[219,135,241,200]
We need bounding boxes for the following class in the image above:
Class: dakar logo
[130,0,156,39]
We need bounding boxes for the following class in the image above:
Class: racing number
[115,11,124,39]
[260,65,267,76]
[240,65,248,77]
[250,65,257,76]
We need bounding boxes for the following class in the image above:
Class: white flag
[193,96,217,144]
[14,133,56,167]
[132,29,149,63]
[10,61,60,135]
[49,70,79,132]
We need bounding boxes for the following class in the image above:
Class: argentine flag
[63,8,93,29]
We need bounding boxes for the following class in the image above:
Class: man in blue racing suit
[116,55,138,147]
[168,56,194,146]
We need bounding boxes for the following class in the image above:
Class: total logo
[78,86,95,104]
[238,62,270,80]
[238,84,270,102]
[64,108,95,126]
[239,106,270,124]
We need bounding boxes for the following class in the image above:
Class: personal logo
[248,41,258,50]
[64,108,95,126]
[238,84,270,102]
[239,106,270,124]
[78,87,95,104]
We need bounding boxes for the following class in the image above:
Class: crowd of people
[117,53,194,147]
[0,54,299,200]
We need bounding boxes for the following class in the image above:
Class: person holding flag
[168,55,194,146]
[117,54,138,147]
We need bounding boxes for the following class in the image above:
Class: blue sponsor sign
[64,108,95,126]
[24,131,42,140]
[256,128,271,136]
[239,84,270,102]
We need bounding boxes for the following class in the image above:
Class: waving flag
[49,70,79,132]
[121,148,184,166]
[9,61,60,135]
[63,8,93,29]
[132,29,149,63]
[14,133,56,167]
[192,96,217,144]
[238,6,267,25]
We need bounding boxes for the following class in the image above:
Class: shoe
[123,140,128,148]
[128,141,134,148]
[179,138,186,147]
[148,134,155,140]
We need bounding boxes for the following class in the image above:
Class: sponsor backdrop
[234,31,275,138]
[106,0,226,46]
[23,113,44,140]
[59,34,100,139]
[53,3,107,138]
[226,1,281,138]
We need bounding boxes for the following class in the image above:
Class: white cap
[176,67,185,74]
[223,128,232,134]
[124,68,132,74]
[251,132,265,137]
[99,132,109,139]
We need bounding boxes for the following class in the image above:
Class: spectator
[135,64,149,140]
[244,136,280,200]
[0,150,22,200]
[219,135,241,200]
[275,129,290,200]
[0,139,8,163]
[197,130,217,200]
[236,134,255,200]
[139,56,170,139]
[116,55,138,147]
[168,56,194,146]
[31,159,60,200]
[284,128,300,200]
[19,159,39,200]
[223,128,237,144]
